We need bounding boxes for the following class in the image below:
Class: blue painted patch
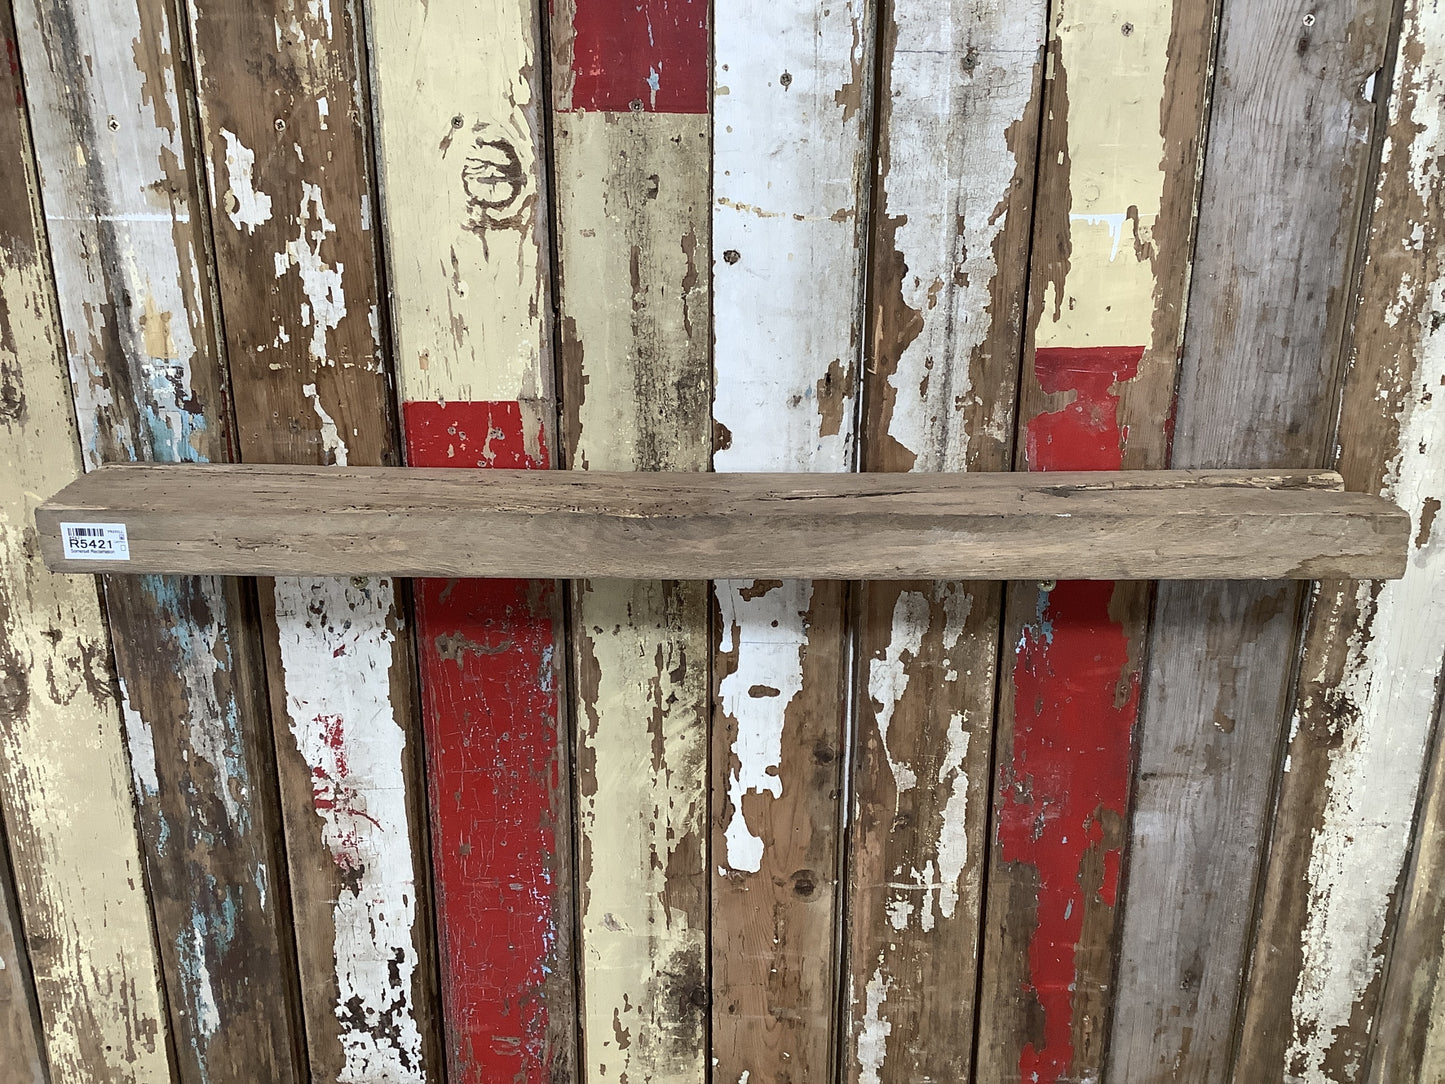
[141,362,209,465]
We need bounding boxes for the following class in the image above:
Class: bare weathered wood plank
[1237,1,1445,1080]
[973,1,1218,1080]
[0,814,47,1084]
[13,0,303,1077]
[0,11,172,1075]
[38,467,1404,581]
[183,0,442,1076]
[367,1,576,1079]
[711,0,875,1074]
[1107,1,1398,1079]
[551,0,711,1073]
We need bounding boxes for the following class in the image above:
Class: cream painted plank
[712,0,874,1077]
[550,23,711,1069]
[1238,1,1445,1080]
[0,14,171,1074]
[367,0,551,414]
[846,1,1046,1078]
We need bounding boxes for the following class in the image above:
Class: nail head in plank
[36,465,1406,581]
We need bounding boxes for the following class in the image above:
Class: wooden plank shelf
[36,465,1407,581]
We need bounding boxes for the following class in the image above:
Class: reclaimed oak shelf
[36,464,1407,581]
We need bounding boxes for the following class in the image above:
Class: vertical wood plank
[0,813,47,1084]
[1369,702,1445,1084]
[550,2,712,1077]
[1107,1,1397,1079]
[710,0,874,1077]
[843,2,1045,1081]
[13,0,303,1078]
[0,8,172,1075]
[1239,1,1445,1079]
[367,1,576,1079]
[184,0,442,1077]
[971,2,1216,1081]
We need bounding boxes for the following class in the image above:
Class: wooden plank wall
[1,0,1443,1082]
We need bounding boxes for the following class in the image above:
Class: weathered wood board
[711,0,875,1075]
[13,0,302,1078]
[184,0,441,1076]
[36,466,1409,582]
[551,0,712,1075]
[0,821,46,1084]
[972,1,1215,1081]
[846,7,1045,1073]
[1107,1,1397,1079]
[0,12,172,1075]
[367,1,575,1079]
[1237,1,1445,1080]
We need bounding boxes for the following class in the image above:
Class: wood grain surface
[13,0,303,1078]
[184,0,442,1076]
[551,0,712,1078]
[368,0,576,1078]
[38,467,1406,582]
[1238,1,1445,1080]
[0,12,172,1075]
[1107,1,1398,1079]
[844,0,1045,1076]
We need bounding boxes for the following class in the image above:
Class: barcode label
[60,522,130,561]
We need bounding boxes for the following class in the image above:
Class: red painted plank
[998,345,1146,1084]
[403,400,564,1083]
[563,0,708,113]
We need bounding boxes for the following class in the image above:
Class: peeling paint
[304,382,348,465]
[718,579,812,873]
[875,15,1042,471]
[550,9,712,1078]
[574,578,708,1081]
[1279,2,1445,1078]
[0,86,171,1075]
[711,0,869,1076]
[867,591,926,795]
[281,184,347,365]
[856,966,893,1084]
[221,128,273,233]
[118,677,160,799]
[273,575,425,1082]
